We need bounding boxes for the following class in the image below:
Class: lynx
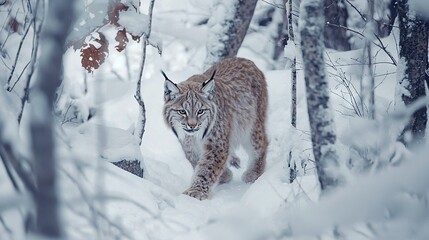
[162,57,268,200]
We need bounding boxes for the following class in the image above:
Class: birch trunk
[361,0,375,119]
[300,0,342,192]
[30,0,74,237]
[203,0,258,69]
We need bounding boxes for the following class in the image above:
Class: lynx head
[162,70,217,139]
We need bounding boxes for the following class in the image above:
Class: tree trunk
[271,0,288,67]
[203,0,258,69]
[300,0,342,192]
[396,0,428,146]
[29,0,74,238]
[324,0,351,51]
[376,0,398,37]
[134,0,155,146]
[289,0,297,128]
[360,0,375,119]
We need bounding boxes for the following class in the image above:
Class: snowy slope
[58,59,320,239]
[2,0,429,239]
[55,13,421,239]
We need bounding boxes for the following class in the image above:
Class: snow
[2,0,429,239]
[410,0,429,19]
[118,11,149,37]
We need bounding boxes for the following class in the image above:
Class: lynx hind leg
[242,121,268,183]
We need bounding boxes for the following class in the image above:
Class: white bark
[360,0,375,119]
[29,0,74,237]
[203,0,257,69]
[134,0,155,146]
[299,0,343,192]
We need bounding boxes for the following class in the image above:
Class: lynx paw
[183,187,209,200]
[242,170,262,183]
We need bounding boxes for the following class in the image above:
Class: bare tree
[324,0,351,51]
[289,0,297,128]
[300,0,342,192]
[396,0,428,146]
[204,0,258,68]
[29,0,74,237]
[360,0,375,119]
[134,0,156,146]
[271,0,288,67]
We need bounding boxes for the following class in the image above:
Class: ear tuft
[201,70,216,99]
[161,70,170,81]
[162,70,180,101]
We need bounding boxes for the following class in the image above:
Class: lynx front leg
[183,137,229,200]
[242,121,268,183]
[180,136,202,169]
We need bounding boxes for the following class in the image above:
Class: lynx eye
[177,110,186,115]
[197,109,205,115]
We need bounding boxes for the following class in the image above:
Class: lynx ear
[201,70,216,99]
[162,70,180,101]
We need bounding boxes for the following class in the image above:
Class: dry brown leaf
[108,0,129,26]
[115,29,128,52]
[80,32,109,73]
[8,17,20,33]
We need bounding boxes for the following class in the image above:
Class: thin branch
[372,33,397,66]
[18,0,43,124]
[327,22,397,66]
[326,22,364,39]
[0,149,21,192]
[134,0,156,145]
[0,143,37,195]
[261,0,286,9]
[6,21,32,90]
[344,0,367,22]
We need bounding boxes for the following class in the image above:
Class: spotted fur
[162,57,268,200]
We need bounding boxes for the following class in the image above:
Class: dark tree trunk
[300,0,342,192]
[272,0,289,64]
[204,0,258,68]
[324,0,351,51]
[396,0,428,146]
[29,0,74,238]
[376,0,398,37]
[289,0,297,128]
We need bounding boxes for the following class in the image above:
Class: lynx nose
[187,119,198,129]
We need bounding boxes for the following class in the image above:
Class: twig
[0,149,21,192]
[0,216,13,235]
[326,22,364,39]
[17,0,43,124]
[327,22,398,67]
[261,0,286,9]
[372,33,397,66]
[0,143,37,195]
[344,0,367,22]
[134,0,156,145]
[6,20,32,90]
